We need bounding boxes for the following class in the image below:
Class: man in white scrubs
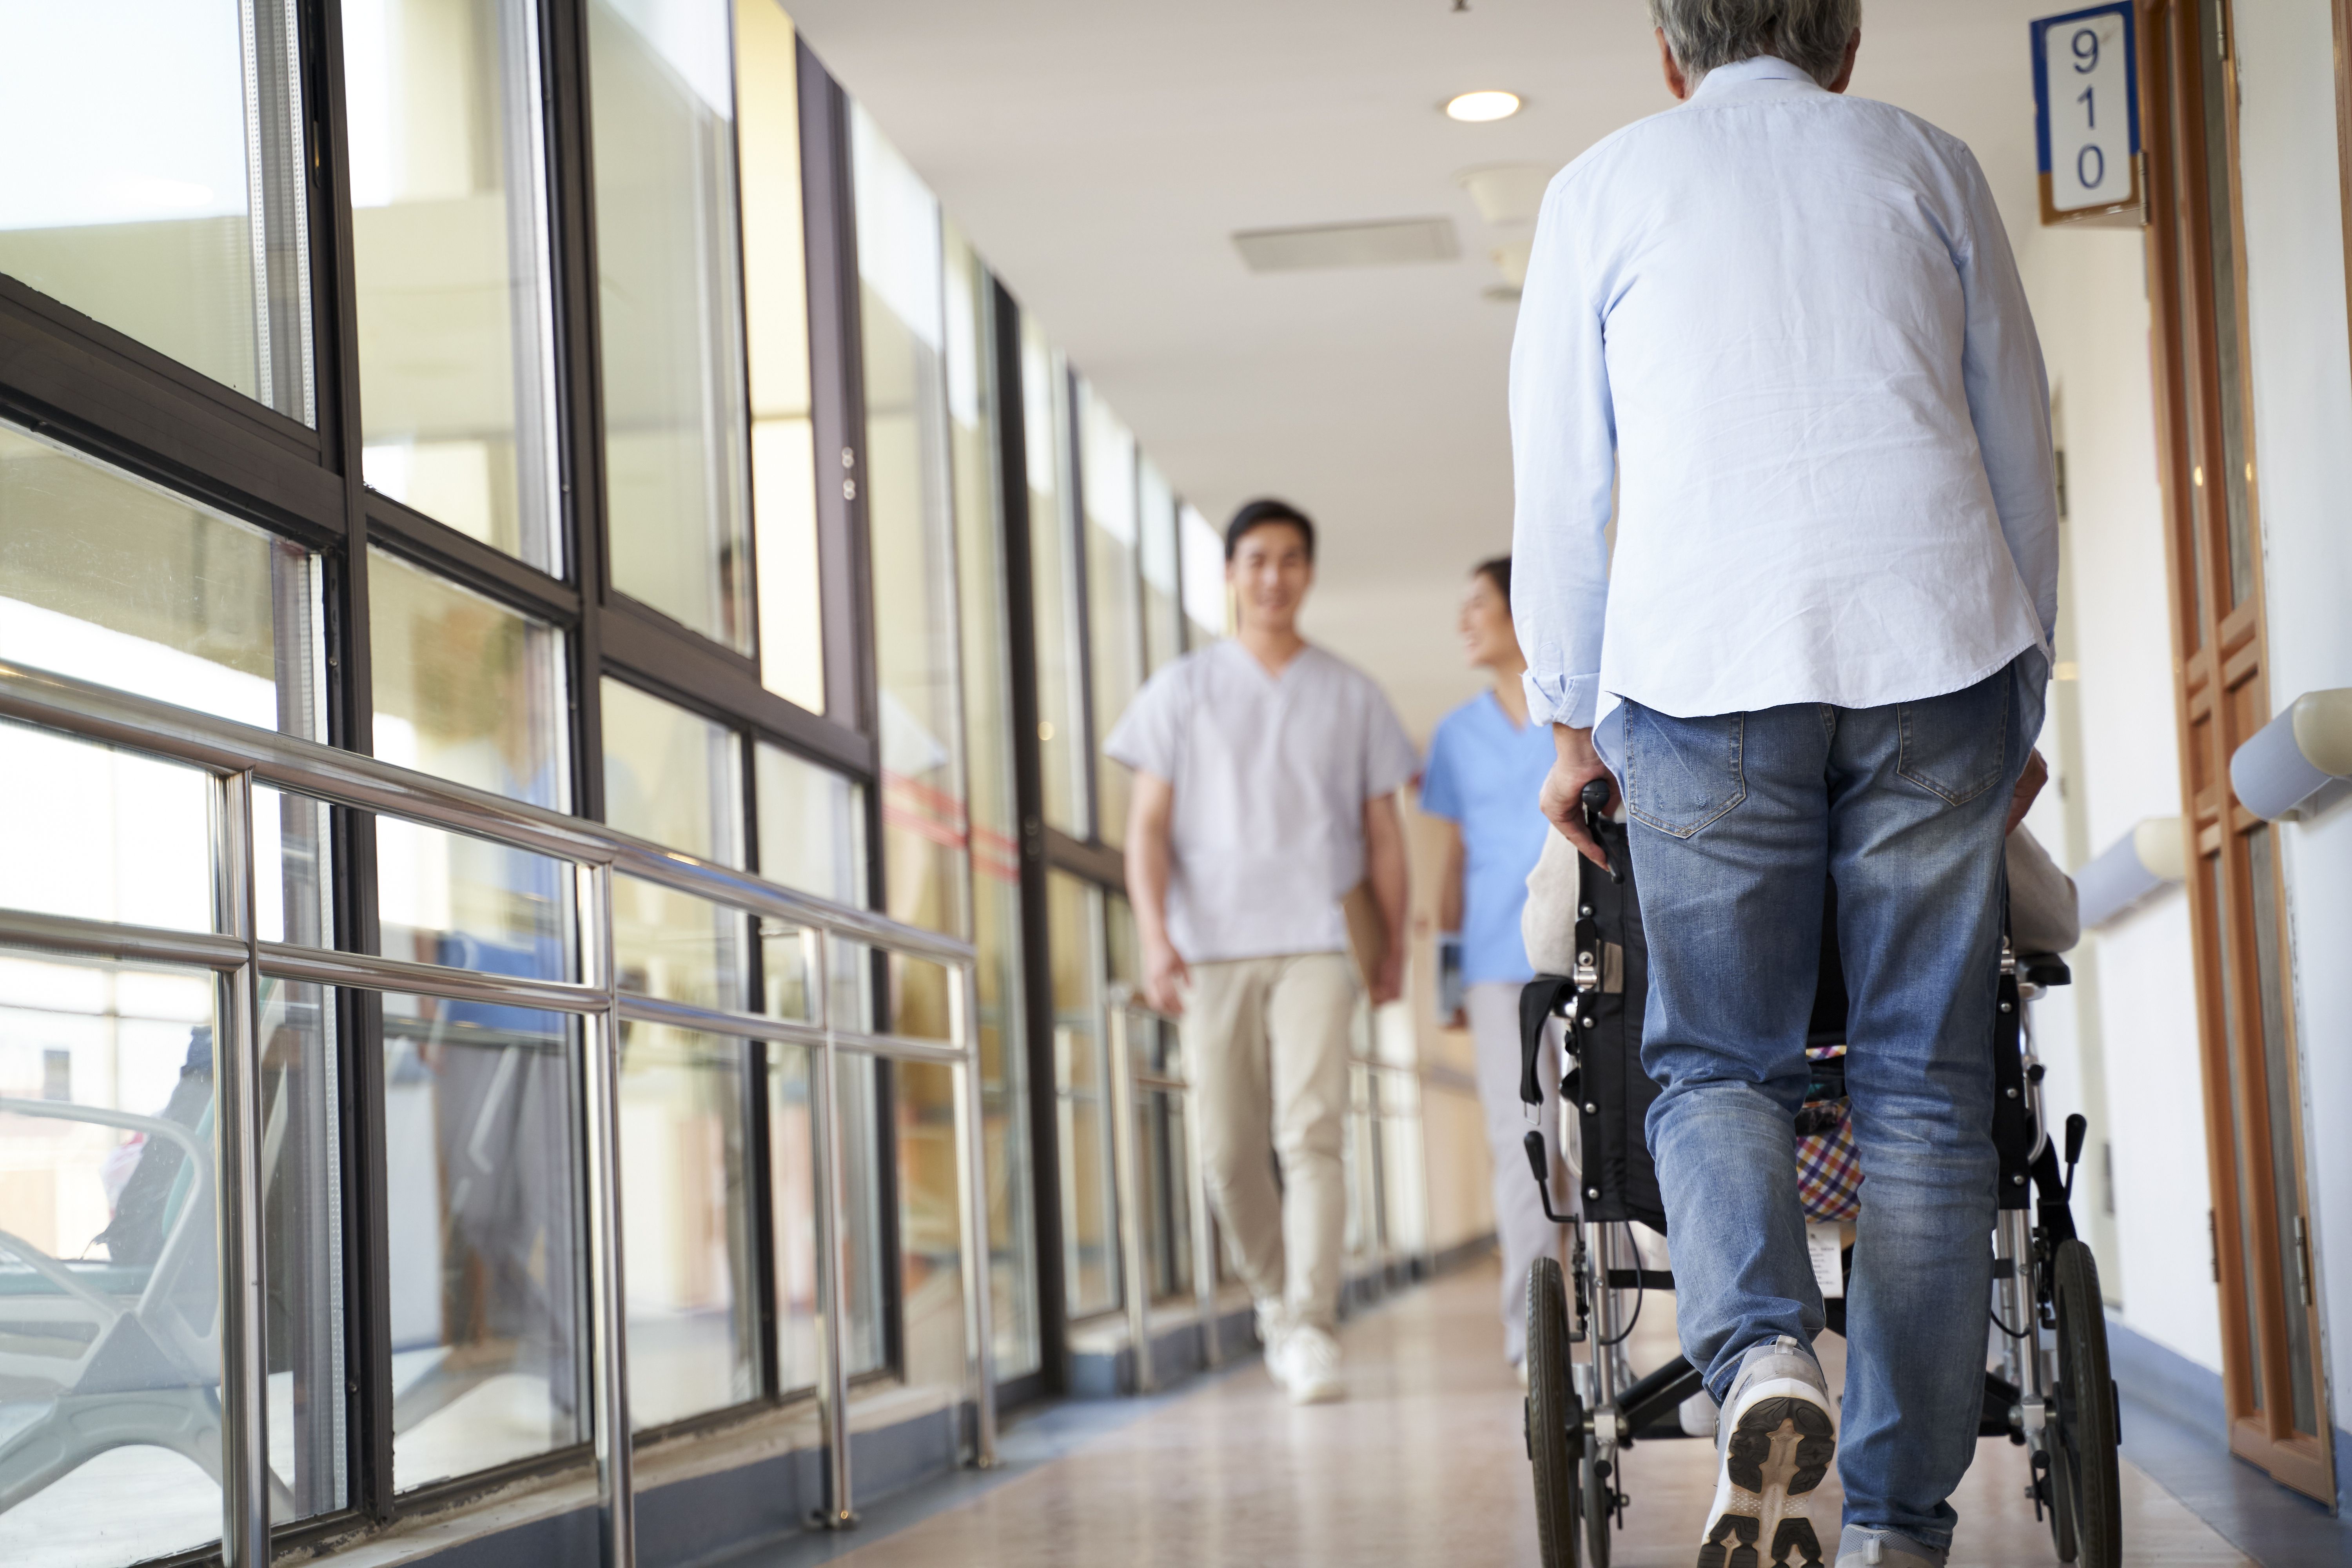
[1109,499,1417,1405]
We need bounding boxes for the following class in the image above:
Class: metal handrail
[0,657,995,1566]
[1103,986,1223,1391]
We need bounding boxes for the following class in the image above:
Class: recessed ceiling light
[1445,90,1521,123]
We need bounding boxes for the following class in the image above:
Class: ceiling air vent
[1232,217,1459,273]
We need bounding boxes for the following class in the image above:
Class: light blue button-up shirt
[1509,56,2058,737]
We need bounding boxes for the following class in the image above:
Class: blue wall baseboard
[2104,1315,2350,1567]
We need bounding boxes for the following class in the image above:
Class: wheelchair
[1517,782,2121,1568]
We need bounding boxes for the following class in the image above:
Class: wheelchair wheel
[2044,1439,2078,1562]
[1526,1256,1584,1568]
[1584,1446,1613,1568]
[2050,1240,2120,1568]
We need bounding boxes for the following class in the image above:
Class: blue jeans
[1621,655,2042,1551]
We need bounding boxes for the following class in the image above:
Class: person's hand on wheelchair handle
[1539,723,1618,871]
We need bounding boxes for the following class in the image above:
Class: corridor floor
[814,1260,2256,1568]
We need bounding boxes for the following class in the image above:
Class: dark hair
[1224,498,1316,562]
[1473,555,1511,604]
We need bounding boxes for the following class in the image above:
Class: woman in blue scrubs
[1418,556,1565,1371]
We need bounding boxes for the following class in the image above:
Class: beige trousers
[1185,952,1356,1334]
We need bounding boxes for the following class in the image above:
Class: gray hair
[1646,0,1862,89]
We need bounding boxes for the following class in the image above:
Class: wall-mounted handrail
[0,657,993,1566]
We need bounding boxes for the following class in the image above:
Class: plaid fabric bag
[1794,1045,1863,1222]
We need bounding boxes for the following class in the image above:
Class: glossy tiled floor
[824,1259,2256,1568]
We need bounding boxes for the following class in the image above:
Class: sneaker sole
[1696,1393,1834,1568]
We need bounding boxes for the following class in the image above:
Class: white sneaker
[1699,1336,1835,1568]
[1268,1323,1345,1404]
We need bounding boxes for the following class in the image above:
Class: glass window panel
[370,549,570,810]
[1139,461,1181,674]
[0,955,223,1563]
[382,989,585,1489]
[894,1058,963,1389]
[945,229,1038,1380]
[255,787,334,951]
[0,419,326,739]
[753,741,865,904]
[835,1051,886,1375]
[601,679,744,867]
[2207,854,2266,1409]
[737,0,824,713]
[753,741,866,1025]
[347,0,561,572]
[0,0,313,422]
[588,0,755,650]
[375,811,574,981]
[0,724,214,933]
[1048,873,1116,1318]
[261,978,347,1523]
[2247,827,2318,1434]
[618,1023,754,1427]
[1178,502,1226,648]
[1078,382,1143,851]
[613,876,749,1014]
[765,1039,818,1391]
[2192,0,2255,606]
[1023,320,1089,837]
[853,108,970,943]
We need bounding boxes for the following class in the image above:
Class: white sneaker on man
[1699,1336,1835,1568]
[1267,1323,1345,1404]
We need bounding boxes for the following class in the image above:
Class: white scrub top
[1105,639,1418,964]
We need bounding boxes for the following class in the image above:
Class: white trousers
[1467,980,1568,1365]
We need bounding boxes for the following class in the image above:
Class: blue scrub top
[1420,690,1558,985]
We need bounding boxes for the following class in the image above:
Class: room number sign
[2033,2,2144,227]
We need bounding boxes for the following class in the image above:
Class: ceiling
[785,0,2057,736]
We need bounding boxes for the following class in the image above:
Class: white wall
[2015,204,2223,1369]
[2232,0,2352,1441]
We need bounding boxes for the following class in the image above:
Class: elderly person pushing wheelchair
[1508,2,2059,1564]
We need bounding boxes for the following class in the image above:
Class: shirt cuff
[1521,670,1598,731]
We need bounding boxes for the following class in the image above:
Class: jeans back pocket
[1895,668,2012,806]
[1622,704,1746,838]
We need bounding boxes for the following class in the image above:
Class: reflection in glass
[0,958,223,1562]
[619,1024,754,1428]
[588,0,755,650]
[836,1051,887,1376]
[602,679,744,867]
[370,549,570,810]
[1024,319,1089,837]
[737,0,824,712]
[613,876,748,1014]
[376,812,573,983]
[1049,874,1116,1318]
[0,419,325,739]
[346,0,561,572]
[946,230,1039,1379]
[755,741,866,904]
[767,1041,819,1391]
[260,979,348,1523]
[1179,502,1228,649]
[0,2,314,421]
[854,109,970,944]
[895,1059,964,1389]
[382,991,584,1489]
[1079,381,1143,851]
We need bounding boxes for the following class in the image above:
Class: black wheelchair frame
[1517,783,2122,1568]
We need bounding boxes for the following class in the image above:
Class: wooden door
[2141,0,2334,1500]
